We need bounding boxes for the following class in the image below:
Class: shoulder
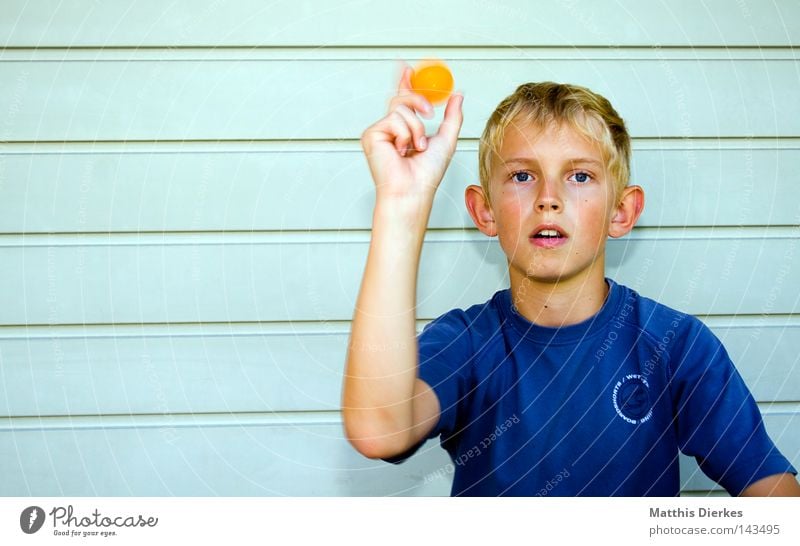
[419,290,509,350]
[613,280,715,344]
[608,278,728,370]
[612,281,728,377]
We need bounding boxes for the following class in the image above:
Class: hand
[361,64,464,203]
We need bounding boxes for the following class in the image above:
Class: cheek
[574,201,611,241]
[494,198,526,235]
[492,201,529,257]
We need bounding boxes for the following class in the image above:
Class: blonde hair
[478,82,630,203]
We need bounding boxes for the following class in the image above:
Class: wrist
[373,192,435,225]
[370,198,432,251]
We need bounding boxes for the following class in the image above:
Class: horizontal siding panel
[1,411,795,495]
[0,326,348,415]
[3,144,798,233]
[712,322,800,404]
[2,0,799,47]
[2,47,797,63]
[1,320,797,416]
[2,57,799,141]
[3,235,798,325]
[0,422,452,496]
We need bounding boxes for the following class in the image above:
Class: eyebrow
[502,157,603,167]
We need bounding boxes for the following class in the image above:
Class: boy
[342,65,799,496]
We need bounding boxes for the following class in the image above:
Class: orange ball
[410,60,454,105]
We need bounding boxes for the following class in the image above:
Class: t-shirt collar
[499,278,624,344]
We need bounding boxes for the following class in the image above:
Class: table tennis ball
[410,60,454,105]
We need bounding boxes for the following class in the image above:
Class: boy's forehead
[496,119,603,161]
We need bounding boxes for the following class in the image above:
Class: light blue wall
[1,0,798,496]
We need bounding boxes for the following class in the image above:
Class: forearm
[343,197,433,457]
[740,473,800,496]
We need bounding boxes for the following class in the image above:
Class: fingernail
[418,136,427,149]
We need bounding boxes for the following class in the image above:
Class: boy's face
[484,120,618,286]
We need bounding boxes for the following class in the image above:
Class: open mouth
[531,228,565,239]
[529,225,568,247]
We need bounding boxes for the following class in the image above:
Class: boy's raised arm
[342,66,463,459]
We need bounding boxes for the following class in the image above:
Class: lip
[529,223,569,249]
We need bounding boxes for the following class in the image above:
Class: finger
[435,92,464,146]
[397,64,413,95]
[391,63,434,118]
[361,113,412,156]
[383,112,414,156]
[392,105,428,151]
[389,89,434,119]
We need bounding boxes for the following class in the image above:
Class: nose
[535,176,562,212]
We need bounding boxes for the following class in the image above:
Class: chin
[528,273,574,285]
[518,265,575,285]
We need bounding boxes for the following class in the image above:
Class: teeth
[537,229,560,237]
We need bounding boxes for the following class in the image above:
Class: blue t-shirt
[388,279,796,496]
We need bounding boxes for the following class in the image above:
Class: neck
[508,264,609,328]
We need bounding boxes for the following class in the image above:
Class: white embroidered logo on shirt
[612,374,653,425]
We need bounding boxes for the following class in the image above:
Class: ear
[465,184,497,237]
[608,185,645,238]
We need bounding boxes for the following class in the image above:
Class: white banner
[1,497,798,545]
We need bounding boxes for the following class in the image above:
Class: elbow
[346,437,399,460]
[342,410,411,460]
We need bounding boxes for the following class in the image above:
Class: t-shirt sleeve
[382,309,473,464]
[671,321,797,495]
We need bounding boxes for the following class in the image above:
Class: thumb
[435,93,464,148]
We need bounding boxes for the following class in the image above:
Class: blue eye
[511,171,532,183]
[569,172,591,184]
